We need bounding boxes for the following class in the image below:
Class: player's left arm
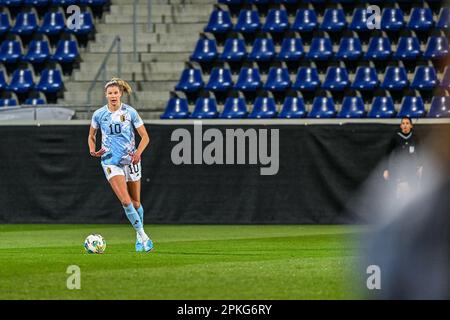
[132,125,150,164]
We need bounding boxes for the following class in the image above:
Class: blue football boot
[143,238,154,252]
[135,239,144,252]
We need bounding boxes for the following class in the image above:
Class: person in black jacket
[383,117,423,199]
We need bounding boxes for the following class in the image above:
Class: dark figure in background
[383,117,423,199]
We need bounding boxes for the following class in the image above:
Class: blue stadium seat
[410,66,438,90]
[220,97,248,118]
[218,0,243,4]
[246,0,268,4]
[204,67,233,92]
[38,11,66,36]
[0,68,8,90]
[423,36,449,59]
[309,97,336,118]
[233,9,260,34]
[190,37,218,62]
[249,96,277,118]
[368,96,396,118]
[274,0,297,4]
[338,96,366,118]
[292,66,320,91]
[439,66,450,89]
[160,96,190,119]
[35,67,64,93]
[306,35,333,60]
[190,97,219,119]
[7,68,35,93]
[364,36,391,60]
[436,8,450,30]
[349,8,369,31]
[51,0,78,5]
[428,96,450,118]
[0,96,18,107]
[263,66,291,92]
[320,8,346,32]
[248,37,275,62]
[277,37,304,61]
[351,65,378,91]
[0,11,11,36]
[393,36,421,60]
[24,0,49,6]
[234,67,261,92]
[398,96,426,118]
[67,10,94,35]
[24,90,47,105]
[11,10,39,36]
[278,96,307,118]
[51,38,79,63]
[262,9,289,33]
[80,0,107,5]
[322,66,349,91]
[291,8,318,32]
[380,66,408,91]
[204,8,232,34]
[22,39,51,64]
[0,39,23,63]
[407,7,433,31]
[219,38,247,62]
[335,36,362,61]
[381,8,404,31]
[175,68,204,92]
[1,0,23,6]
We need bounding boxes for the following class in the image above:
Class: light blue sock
[136,205,144,226]
[123,204,143,232]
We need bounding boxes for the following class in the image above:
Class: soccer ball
[84,234,106,254]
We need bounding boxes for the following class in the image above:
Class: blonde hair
[104,78,133,95]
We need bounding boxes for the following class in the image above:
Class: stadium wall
[0,120,449,224]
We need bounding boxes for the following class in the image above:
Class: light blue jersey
[91,103,144,166]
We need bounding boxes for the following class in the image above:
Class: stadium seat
[233,9,261,34]
[380,66,408,90]
[393,36,421,60]
[219,38,247,62]
[220,96,248,118]
[428,96,450,118]
[439,66,450,89]
[38,10,66,36]
[364,35,391,60]
[262,9,289,33]
[51,38,79,64]
[309,96,336,118]
[351,65,379,91]
[276,37,304,61]
[35,67,64,93]
[10,9,39,36]
[204,67,233,92]
[190,36,218,62]
[335,35,362,61]
[51,0,78,5]
[397,96,426,118]
[0,38,23,64]
[160,96,190,119]
[263,66,291,92]
[190,97,219,119]
[1,0,23,6]
[0,96,18,107]
[368,96,396,118]
[248,37,276,62]
[24,90,47,105]
[381,8,404,31]
[22,38,51,64]
[218,0,244,4]
[67,10,95,35]
[24,0,49,6]
[80,0,107,5]
[436,8,450,30]
[292,66,320,91]
[291,8,318,32]
[338,96,366,118]
[349,8,369,31]
[306,35,333,60]
[7,67,35,93]
[278,96,307,118]
[204,8,232,34]
[249,96,277,118]
[407,7,433,31]
[234,66,261,92]
[410,66,438,90]
[322,66,349,91]
[0,68,8,90]
[0,11,11,36]
[175,68,204,93]
[423,36,450,59]
[320,8,346,32]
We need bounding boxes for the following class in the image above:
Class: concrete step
[96,22,205,35]
[104,14,208,24]
[78,61,185,73]
[110,4,214,16]
[64,80,177,92]
[88,42,149,53]
[152,22,205,34]
[149,42,195,53]
[73,70,181,81]
[140,52,190,62]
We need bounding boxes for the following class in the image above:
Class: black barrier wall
[0,123,448,224]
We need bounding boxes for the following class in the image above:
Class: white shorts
[101,161,142,182]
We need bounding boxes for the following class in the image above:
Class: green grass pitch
[0,224,363,299]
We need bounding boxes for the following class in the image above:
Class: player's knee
[121,200,132,207]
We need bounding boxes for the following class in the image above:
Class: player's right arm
[88,112,106,157]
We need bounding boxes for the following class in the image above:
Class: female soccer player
[88,78,153,252]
